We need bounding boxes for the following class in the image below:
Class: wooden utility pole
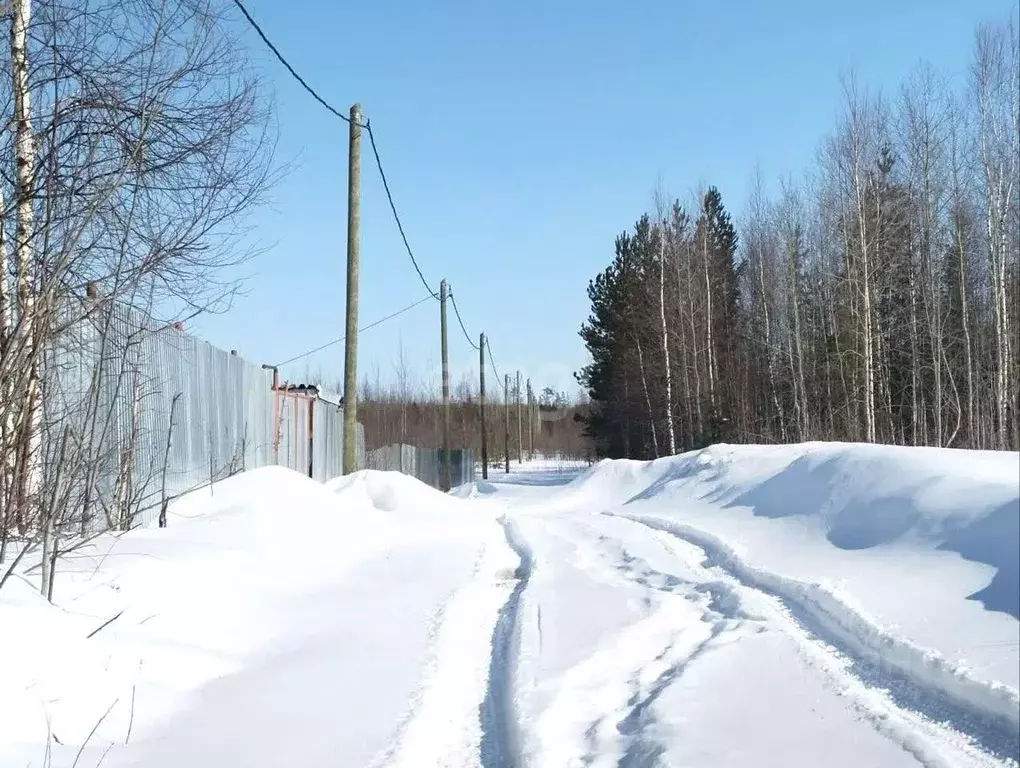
[527,378,534,460]
[342,103,362,475]
[516,371,523,464]
[440,279,451,491]
[504,373,510,473]
[479,332,488,480]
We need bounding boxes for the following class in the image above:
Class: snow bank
[556,443,1020,727]
[0,466,498,768]
[567,443,1019,615]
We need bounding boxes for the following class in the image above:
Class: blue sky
[190,0,1015,398]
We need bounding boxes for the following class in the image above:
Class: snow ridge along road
[618,512,1020,761]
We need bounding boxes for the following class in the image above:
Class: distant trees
[578,16,1018,456]
[357,369,591,463]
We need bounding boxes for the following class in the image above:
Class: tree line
[578,17,1018,458]
[353,363,592,464]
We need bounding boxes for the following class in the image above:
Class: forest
[578,18,1019,458]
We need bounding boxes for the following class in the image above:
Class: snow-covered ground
[1,444,1017,767]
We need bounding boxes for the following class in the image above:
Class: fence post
[440,279,451,491]
[479,332,488,480]
[342,102,362,475]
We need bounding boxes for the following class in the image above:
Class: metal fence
[364,444,476,489]
[43,300,363,530]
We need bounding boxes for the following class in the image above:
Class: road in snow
[463,464,1017,768]
[1,447,1017,767]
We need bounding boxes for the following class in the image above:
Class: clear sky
[190,0,1015,398]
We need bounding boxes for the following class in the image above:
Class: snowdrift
[327,468,464,512]
[0,466,497,768]
[563,443,1019,616]
[551,442,1020,738]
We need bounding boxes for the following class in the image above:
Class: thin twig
[71,698,119,768]
[124,684,136,745]
[86,610,124,639]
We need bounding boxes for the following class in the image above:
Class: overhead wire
[448,290,480,351]
[230,0,513,391]
[229,0,352,123]
[487,344,505,393]
[274,295,433,368]
[365,121,439,300]
[230,0,437,298]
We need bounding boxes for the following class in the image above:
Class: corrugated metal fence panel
[44,301,278,530]
[41,298,428,531]
[311,400,343,482]
[364,444,475,490]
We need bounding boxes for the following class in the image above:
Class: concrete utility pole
[440,279,451,491]
[516,371,523,464]
[479,332,488,480]
[504,373,511,473]
[342,103,362,475]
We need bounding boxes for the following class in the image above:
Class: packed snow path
[1,446,1017,768]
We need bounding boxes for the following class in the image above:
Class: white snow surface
[1,443,1018,767]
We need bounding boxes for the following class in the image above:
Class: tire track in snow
[518,518,750,767]
[479,517,531,768]
[527,593,725,768]
[616,513,1019,768]
[375,520,520,768]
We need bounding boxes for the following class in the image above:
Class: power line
[487,343,505,393]
[231,0,439,301]
[448,290,480,350]
[229,0,352,123]
[229,0,511,393]
[274,295,433,368]
[449,288,506,394]
[365,121,439,299]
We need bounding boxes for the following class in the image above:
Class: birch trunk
[789,236,809,439]
[0,190,9,563]
[683,240,703,440]
[955,218,976,445]
[756,238,786,441]
[702,224,718,421]
[11,0,40,530]
[657,230,676,454]
[634,336,659,458]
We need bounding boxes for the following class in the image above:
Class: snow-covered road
[411,461,1017,768]
[2,445,1017,767]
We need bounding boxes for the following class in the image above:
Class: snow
[1,443,1017,767]
[0,466,507,767]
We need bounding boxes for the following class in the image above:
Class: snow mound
[0,465,497,767]
[619,443,1020,619]
[450,480,501,499]
[527,457,674,512]
[168,464,346,522]
[622,513,1020,744]
[326,469,459,512]
[560,442,1020,740]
